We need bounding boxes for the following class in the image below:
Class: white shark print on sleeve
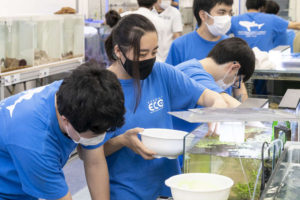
[6,86,46,118]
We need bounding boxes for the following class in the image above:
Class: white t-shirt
[153,6,183,62]
[121,7,165,62]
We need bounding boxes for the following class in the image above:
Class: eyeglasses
[232,75,242,89]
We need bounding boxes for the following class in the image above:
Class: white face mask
[65,124,106,146]
[216,70,237,90]
[160,0,171,10]
[205,12,231,36]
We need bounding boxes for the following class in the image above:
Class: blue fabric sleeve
[194,75,224,93]
[165,42,181,65]
[227,17,235,35]
[7,145,68,199]
[273,15,289,34]
[159,63,206,110]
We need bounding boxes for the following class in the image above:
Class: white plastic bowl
[139,128,188,159]
[165,173,234,200]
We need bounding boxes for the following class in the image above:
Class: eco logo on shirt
[148,97,164,113]
[238,21,266,37]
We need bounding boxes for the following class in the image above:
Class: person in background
[263,0,279,14]
[174,37,255,133]
[105,9,121,28]
[153,0,183,61]
[166,0,233,66]
[228,0,300,52]
[121,0,166,62]
[101,10,121,65]
[0,62,126,200]
[171,0,179,9]
[228,0,300,94]
[103,14,238,200]
[294,32,300,53]
[263,0,296,52]
[85,10,120,66]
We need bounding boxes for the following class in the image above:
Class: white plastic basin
[139,128,188,159]
[165,173,234,200]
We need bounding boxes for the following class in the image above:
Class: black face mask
[120,53,156,80]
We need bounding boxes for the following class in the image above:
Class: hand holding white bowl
[139,128,188,159]
[122,127,157,160]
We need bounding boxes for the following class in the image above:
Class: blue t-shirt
[174,59,229,132]
[166,30,228,65]
[228,12,289,51]
[106,62,205,200]
[0,81,109,200]
[273,29,295,52]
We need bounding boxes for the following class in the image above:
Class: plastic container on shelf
[62,15,84,60]
[0,14,84,73]
[33,15,64,66]
[0,16,35,73]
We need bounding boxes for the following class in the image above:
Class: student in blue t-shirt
[103,14,235,200]
[263,0,296,52]
[228,0,300,52]
[174,37,255,132]
[166,0,233,66]
[0,63,126,200]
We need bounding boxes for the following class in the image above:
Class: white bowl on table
[165,173,234,200]
[139,128,188,159]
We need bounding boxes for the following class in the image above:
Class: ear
[61,115,69,127]
[229,61,241,72]
[113,45,122,59]
[199,10,207,22]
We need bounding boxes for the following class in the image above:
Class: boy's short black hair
[208,37,255,82]
[193,0,233,26]
[137,0,158,8]
[264,0,279,14]
[246,0,266,10]
[57,62,125,134]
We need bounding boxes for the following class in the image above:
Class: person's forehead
[140,32,158,50]
[212,3,233,11]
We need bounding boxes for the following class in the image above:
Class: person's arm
[233,82,248,102]
[288,21,300,30]
[173,32,182,40]
[197,88,229,108]
[220,93,242,107]
[79,145,109,200]
[57,192,72,200]
[171,0,179,7]
[104,128,156,159]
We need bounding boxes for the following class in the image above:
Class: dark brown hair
[105,14,157,111]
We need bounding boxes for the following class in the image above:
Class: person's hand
[205,122,220,137]
[121,127,156,160]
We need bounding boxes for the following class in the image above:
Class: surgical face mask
[120,51,156,80]
[65,124,106,146]
[205,12,231,36]
[216,70,237,90]
[160,0,171,10]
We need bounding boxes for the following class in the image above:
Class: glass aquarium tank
[0,16,35,73]
[33,15,64,66]
[261,142,300,200]
[0,14,84,73]
[170,108,299,200]
[62,15,84,60]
